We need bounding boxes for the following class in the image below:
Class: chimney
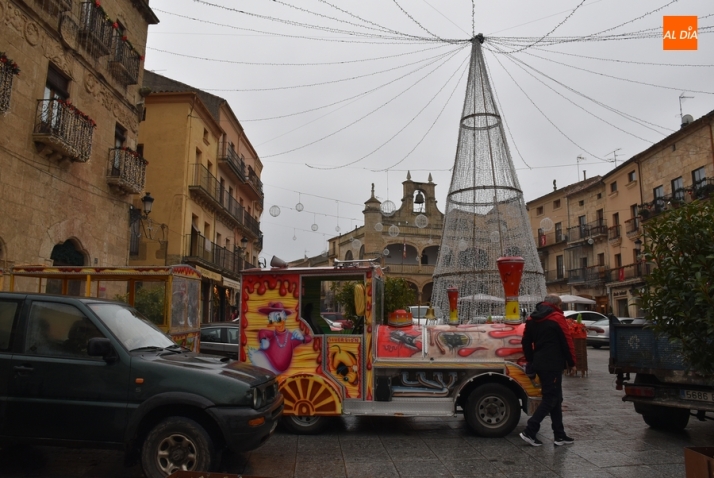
[583,170,587,180]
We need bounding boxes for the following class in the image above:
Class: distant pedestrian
[520,294,576,447]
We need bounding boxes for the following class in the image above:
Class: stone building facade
[327,173,444,304]
[528,109,714,316]
[0,0,157,283]
[131,72,264,323]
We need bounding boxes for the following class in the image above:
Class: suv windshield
[88,303,175,351]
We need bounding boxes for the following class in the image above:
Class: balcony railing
[184,234,244,277]
[691,177,714,200]
[544,269,567,283]
[567,219,607,243]
[536,231,567,248]
[384,264,434,275]
[33,99,95,163]
[247,165,263,196]
[568,265,606,285]
[218,141,246,182]
[1,60,16,114]
[106,148,147,195]
[244,213,261,238]
[608,225,621,241]
[189,164,245,227]
[34,0,73,29]
[606,262,651,283]
[624,217,640,237]
[108,34,141,85]
[79,2,114,56]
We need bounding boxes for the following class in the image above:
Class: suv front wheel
[141,417,216,478]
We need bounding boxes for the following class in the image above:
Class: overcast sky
[141,0,713,263]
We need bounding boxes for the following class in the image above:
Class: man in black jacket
[520,294,576,447]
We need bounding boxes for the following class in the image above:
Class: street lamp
[141,192,154,216]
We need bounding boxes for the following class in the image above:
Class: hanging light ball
[295,202,304,212]
[539,217,554,232]
[269,205,281,217]
[374,222,383,232]
[351,238,362,250]
[388,224,400,237]
[383,248,390,256]
[311,223,318,232]
[335,225,341,232]
[293,234,297,241]
[441,244,451,255]
[490,231,500,243]
[415,214,428,229]
[380,200,396,217]
[458,239,468,251]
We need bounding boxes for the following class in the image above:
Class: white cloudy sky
[141,0,713,263]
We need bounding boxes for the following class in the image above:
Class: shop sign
[195,266,222,281]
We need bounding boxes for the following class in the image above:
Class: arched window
[344,250,353,261]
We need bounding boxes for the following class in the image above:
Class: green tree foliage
[115,286,166,326]
[332,277,415,319]
[640,200,714,375]
[331,281,357,318]
[384,277,416,314]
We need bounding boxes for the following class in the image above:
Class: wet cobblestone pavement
[1,348,712,477]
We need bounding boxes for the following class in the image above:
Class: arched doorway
[345,250,353,261]
[421,282,434,304]
[48,240,86,296]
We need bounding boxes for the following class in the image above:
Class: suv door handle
[14,365,34,372]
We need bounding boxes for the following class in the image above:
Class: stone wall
[0,0,155,282]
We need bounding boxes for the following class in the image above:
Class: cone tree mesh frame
[432,38,545,322]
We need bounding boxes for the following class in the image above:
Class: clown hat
[258,302,293,316]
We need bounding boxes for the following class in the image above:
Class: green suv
[0,293,283,478]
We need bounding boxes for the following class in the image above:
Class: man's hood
[530,302,560,321]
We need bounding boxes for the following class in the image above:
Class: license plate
[680,389,714,402]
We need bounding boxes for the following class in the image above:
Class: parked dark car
[200,322,240,359]
[0,293,283,478]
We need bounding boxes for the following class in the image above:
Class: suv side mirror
[88,337,118,362]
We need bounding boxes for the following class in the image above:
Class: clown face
[267,310,287,332]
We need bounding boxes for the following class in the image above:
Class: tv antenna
[679,92,694,119]
[576,155,586,182]
[605,148,622,165]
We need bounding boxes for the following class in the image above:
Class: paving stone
[345,461,400,478]
[393,459,451,476]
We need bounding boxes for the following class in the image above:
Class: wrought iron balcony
[183,234,243,278]
[35,0,73,13]
[568,265,606,285]
[108,34,140,85]
[189,164,245,227]
[624,217,640,237]
[0,58,18,114]
[536,231,567,248]
[606,262,651,283]
[218,141,246,182]
[33,99,95,163]
[106,148,147,195]
[247,165,263,197]
[544,269,567,284]
[608,225,621,246]
[691,178,714,200]
[567,219,607,243]
[79,2,114,56]
[244,213,261,238]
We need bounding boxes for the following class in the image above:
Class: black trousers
[525,369,565,437]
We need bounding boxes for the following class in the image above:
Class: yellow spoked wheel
[280,374,341,434]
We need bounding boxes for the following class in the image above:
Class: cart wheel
[465,384,520,438]
[280,374,341,435]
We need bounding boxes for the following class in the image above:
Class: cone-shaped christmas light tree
[431,35,546,323]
